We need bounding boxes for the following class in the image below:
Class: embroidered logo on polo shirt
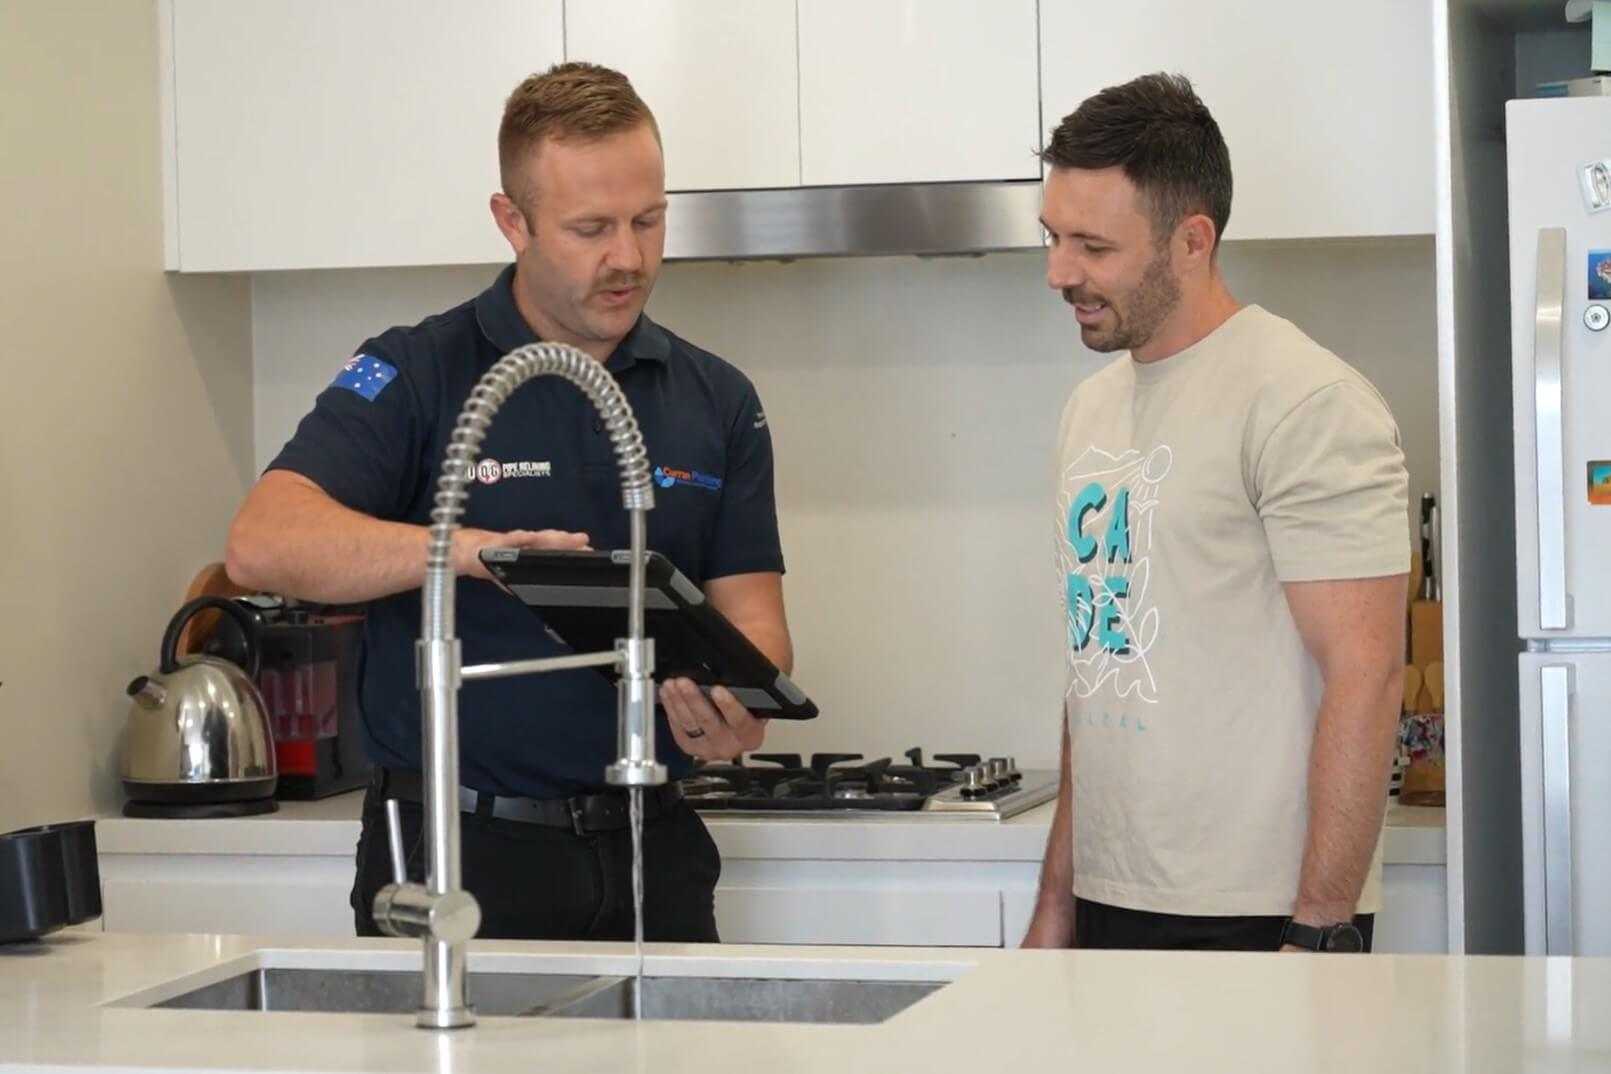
[475,458,552,485]
[653,466,722,492]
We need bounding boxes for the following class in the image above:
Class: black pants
[352,785,722,942]
[1075,898,1375,952]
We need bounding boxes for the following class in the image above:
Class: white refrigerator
[1509,96,1611,956]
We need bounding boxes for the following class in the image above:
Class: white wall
[252,238,1437,769]
[0,2,254,831]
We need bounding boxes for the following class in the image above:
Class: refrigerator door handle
[1535,228,1571,631]
[1541,663,1574,955]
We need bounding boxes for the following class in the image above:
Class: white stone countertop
[2,929,1605,1072]
[95,791,1447,865]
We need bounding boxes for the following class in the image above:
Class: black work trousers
[351,784,721,942]
[1075,898,1375,952]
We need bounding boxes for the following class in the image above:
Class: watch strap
[1280,918,1363,952]
[1279,919,1328,951]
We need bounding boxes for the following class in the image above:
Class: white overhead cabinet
[1038,0,1435,239]
[565,0,800,191]
[164,0,562,271]
[797,0,1042,186]
[161,0,1434,269]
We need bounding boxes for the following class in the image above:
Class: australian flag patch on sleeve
[332,353,398,401]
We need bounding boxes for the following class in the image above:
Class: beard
[1063,246,1182,354]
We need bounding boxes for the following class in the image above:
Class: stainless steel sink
[544,975,946,1024]
[152,968,945,1024]
[154,968,605,1017]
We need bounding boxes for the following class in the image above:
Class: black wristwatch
[1279,919,1364,953]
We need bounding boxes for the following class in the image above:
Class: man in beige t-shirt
[1022,73,1409,953]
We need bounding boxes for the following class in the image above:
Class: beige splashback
[251,241,1437,769]
[0,2,254,831]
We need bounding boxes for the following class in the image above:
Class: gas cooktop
[680,749,1058,820]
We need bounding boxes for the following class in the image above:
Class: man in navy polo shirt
[225,63,793,942]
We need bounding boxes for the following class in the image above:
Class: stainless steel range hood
[663,180,1044,261]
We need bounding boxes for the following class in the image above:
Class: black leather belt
[373,767,683,835]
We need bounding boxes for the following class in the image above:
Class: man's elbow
[1344,645,1401,684]
[758,631,794,677]
[1319,643,1401,703]
[767,624,795,677]
[224,510,276,593]
[1379,658,1405,710]
[1350,650,1404,721]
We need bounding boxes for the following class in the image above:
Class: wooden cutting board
[1402,664,1423,716]
[1423,661,1445,714]
[1410,599,1443,669]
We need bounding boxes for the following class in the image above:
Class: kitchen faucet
[369,342,666,1029]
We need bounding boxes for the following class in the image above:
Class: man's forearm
[226,473,434,604]
[705,573,794,675]
[1293,661,1403,924]
[1022,717,1075,946]
[739,622,793,676]
[1037,721,1076,914]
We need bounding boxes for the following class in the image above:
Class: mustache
[1062,288,1105,307]
[596,274,644,292]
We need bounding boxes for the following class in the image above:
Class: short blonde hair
[498,62,659,212]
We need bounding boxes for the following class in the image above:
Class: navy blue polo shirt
[268,264,784,798]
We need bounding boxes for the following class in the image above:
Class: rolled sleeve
[1254,381,1409,582]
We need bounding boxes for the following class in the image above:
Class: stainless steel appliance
[1508,94,1611,955]
[662,181,1041,261]
[120,597,277,817]
[202,598,371,800]
[682,750,1057,820]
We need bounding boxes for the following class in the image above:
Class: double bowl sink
[145,963,949,1025]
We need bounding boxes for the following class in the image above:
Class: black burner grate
[682,749,984,812]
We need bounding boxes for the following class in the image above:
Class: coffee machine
[204,597,371,799]
[256,603,370,799]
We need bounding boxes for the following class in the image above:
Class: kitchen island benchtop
[2,929,1605,1072]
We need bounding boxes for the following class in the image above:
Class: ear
[1177,213,1218,267]
[490,192,532,255]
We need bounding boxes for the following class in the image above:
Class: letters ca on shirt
[1055,444,1173,706]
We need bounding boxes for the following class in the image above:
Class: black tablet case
[480,548,818,719]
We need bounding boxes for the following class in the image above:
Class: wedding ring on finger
[684,726,706,739]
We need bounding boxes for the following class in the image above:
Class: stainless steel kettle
[120,597,278,817]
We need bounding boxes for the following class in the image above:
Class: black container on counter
[0,820,101,943]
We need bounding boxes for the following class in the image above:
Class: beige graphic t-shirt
[1054,305,1408,916]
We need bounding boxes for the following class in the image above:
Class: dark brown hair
[498,62,659,211]
[1042,73,1232,249]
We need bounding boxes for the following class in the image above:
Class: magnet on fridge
[1585,160,1611,214]
[1590,462,1611,506]
[1591,250,1611,300]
